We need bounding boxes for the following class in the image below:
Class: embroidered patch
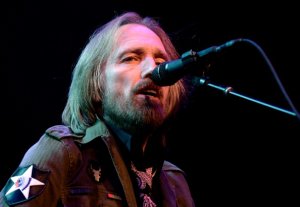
[88,160,102,183]
[3,164,50,206]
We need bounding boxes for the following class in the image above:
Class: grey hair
[62,11,186,134]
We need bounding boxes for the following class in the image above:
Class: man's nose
[141,57,157,79]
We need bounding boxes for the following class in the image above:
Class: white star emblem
[5,165,45,199]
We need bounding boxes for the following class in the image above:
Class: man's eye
[122,56,138,62]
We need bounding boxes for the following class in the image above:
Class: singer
[0,11,195,207]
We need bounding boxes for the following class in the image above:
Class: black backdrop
[1,1,300,206]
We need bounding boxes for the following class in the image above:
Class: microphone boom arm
[197,77,297,117]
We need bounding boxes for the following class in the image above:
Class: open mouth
[139,89,158,97]
[136,84,162,98]
[133,79,163,100]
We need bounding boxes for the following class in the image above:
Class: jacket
[0,120,195,207]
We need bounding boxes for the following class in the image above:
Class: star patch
[3,164,50,206]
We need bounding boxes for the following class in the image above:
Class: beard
[102,88,167,135]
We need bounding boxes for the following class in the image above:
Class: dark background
[1,1,300,206]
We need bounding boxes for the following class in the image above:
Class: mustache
[133,78,163,97]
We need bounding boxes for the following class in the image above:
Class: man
[0,11,195,207]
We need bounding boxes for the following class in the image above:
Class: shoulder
[21,125,83,165]
[162,160,185,174]
[161,161,195,206]
[161,160,188,182]
[45,125,83,140]
[35,125,84,166]
[161,160,191,186]
[0,126,84,206]
[26,125,83,157]
[18,125,84,171]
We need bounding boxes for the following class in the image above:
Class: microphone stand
[197,77,297,117]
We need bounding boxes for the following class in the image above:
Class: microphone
[151,38,244,86]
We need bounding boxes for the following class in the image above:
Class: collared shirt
[105,123,132,151]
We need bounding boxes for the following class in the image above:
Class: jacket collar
[79,119,110,144]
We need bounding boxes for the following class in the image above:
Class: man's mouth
[139,89,158,97]
[134,80,162,98]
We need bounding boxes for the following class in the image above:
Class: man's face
[102,24,172,134]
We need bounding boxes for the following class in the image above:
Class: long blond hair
[62,12,186,134]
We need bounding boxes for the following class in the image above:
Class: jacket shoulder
[162,160,185,174]
[161,161,195,207]
[45,125,83,140]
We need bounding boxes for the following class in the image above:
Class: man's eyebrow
[155,50,168,60]
[118,48,168,60]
